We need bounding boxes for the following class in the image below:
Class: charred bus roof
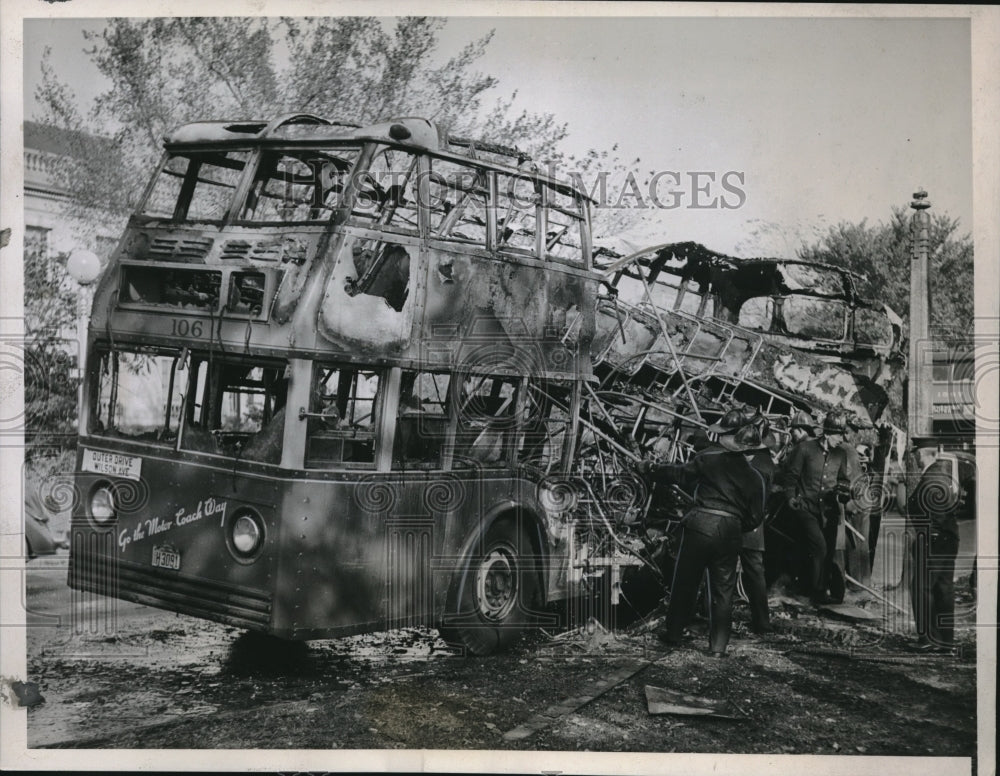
[162,113,590,200]
[596,240,895,318]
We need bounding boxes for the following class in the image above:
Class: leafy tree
[30,16,647,449]
[23,238,80,451]
[797,206,973,336]
[35,17,624,225]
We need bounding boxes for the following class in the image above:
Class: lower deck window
[394,371,450,468]
[91,349,187,445]
[179,357,289,463]
[453,374,519,467]
[305,365,381,468]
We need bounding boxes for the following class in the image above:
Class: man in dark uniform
[639,410,767,656]
[776,412,851,604]
[788,410,820,448]
[907,442,960,652]
[742,424,780,634]
[840,414,873,585]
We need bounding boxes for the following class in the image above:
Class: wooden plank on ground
[817,602,882,622]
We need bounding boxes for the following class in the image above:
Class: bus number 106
[170,319,204,338]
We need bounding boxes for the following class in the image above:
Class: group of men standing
[638,405,898,657]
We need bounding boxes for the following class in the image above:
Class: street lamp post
[65,249,101,432]
[908,190,932,443]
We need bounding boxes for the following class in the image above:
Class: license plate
[81,449,142,481]
[152,546,180,570]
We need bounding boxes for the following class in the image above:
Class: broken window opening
[241,148,360,223]
[453,374,519,466]
[305,364,381,468]
[853,306,894,348]
[178,357,289,462]
[778,263,848,295]
[345,240,411,312]
[394,371,451,468]
[427,158,489,246]
[543,185,585,264]
[782,297,848,340]
[91,348,186,446]
[737,296,776,332]
[119,265,222,311]
[227,271,266,317]
[350,146,420,233]
[141,151,249,222]
[519,381,574,474]
[496,172,540,256]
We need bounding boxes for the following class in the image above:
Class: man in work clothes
[640,410,768,656]
[777,412,851,605]
[907,442,960,652]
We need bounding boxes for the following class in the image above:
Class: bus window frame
[231,144,365,227]
[540,183,588,267]
[347,144,424,237]
[421,152,592,270]
[136,148,254,225]
[116,262,278,322]
[176,352,290,462]
[302,360,389,471]
[393,369,453,471]
[88,344,188,447]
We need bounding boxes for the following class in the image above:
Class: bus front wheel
[441,520,541,656]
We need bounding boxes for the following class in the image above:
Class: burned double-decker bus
[69,114,907,654]
[68,114,626,655]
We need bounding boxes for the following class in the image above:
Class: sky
[22,14,973,257]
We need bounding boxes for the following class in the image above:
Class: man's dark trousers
[664,509,743,652]
[909,529,958,647]
[739,546,770,630]
[785,504,826,599]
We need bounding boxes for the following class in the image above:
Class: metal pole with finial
[908,190,932,443]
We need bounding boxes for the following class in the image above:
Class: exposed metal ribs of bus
[551,241,905,585]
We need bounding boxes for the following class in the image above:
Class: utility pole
[908,190,932,441]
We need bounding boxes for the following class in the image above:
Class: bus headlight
[90,485,117,524]
[231,510,264,557]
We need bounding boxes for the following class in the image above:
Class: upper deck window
[428,159,489,246]
[543,185,586,264]
[854,307,894,348]
[350,146,420,233]
[496,172,540,256]
[782,297,847,340]
[142,151,250,222]
[241,147,360,223]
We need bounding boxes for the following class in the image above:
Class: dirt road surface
[19,550,978,759]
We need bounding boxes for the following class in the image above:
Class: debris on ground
[644,684,746,720]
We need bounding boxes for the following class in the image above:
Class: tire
[441,519,542,656]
